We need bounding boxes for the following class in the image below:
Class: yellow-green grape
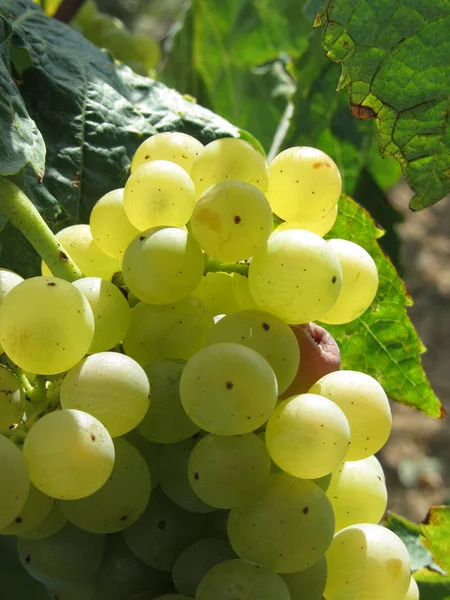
[196,559,291,600]
[191,181,272,261]
[173,538,236,596]
[324,523,411,600]
[18,523,105,584]
[309,370,392,460]
[123,487,208,571]
[125,429,160,490]
[228,472,334,573]
[0,269,23,353]
[193,272,240,317]
[327,458,387,532]
[0,435,30,529]
[123,296,213,366]
[319,239,379,324]
[405,576,420,600]
[60,353,149,438]
[23,409,115,500]
[205,309,299,394]
[46,576,118,600]
[267,147,341,222]
[313,473,332,492]
[123,161,195,230]
[72,277,130,353]
[139,360,199,443]
[231,273,258,310]
[99,533,173,598]
[273,204,338,238]
[58,438,150,533]
[265,394,350,479]
[122,227,204,305]
[0,276,94,375]
[366,454,386,482]
[131,132,204,174]
[90,189,140,259]
[188,433,271,509]
[180,343,278,435]
[0,365,23,432]
[158,436,216,514]
[42,225,120,280]
[1,484,53,535]
[191,137,269,197]
[248,230,343,324]
[18,503,67,540]
[281,556,327,600]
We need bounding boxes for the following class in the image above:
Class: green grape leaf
[421,507,450,573]
[325,195,442,417]
[316,0,450,210]
[0,0,238,277]
[414,569,450,600]
[0,14,45,179]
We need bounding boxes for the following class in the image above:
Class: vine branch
[205,256,250,277]
[53,0,86,23]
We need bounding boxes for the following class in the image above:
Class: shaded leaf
[324,195,442,417]
[316,0,450,210]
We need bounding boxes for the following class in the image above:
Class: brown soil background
[381,184,450,522]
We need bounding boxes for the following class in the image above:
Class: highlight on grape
[0,132,418,600]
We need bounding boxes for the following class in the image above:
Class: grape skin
[0,435,30,530]
[131,132,204,174]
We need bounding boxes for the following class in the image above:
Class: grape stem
[0,177,83,282]
[0,354,46,403]
[204,256,250,277]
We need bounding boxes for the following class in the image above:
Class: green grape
[122,227,204,305]
[0,276,94,375]
[405,576,420,600]
[0,365,23,432]
[99,533,173,597]
[326,458,387,532]
[124,429,160,489]
[319,239,379,324]
[265,394,350,479]
[123,487,208,571]
[128,60,149,76]
[273,204,338,238]
[192,272,240,317]
[46,576,118,600]
[173,538,236,596]
[196,559,290,600]
[131,132,203,174]
[81,12,124,46]
[1,484,53,535]
[19,503,67,540]
[41,225,120,280]
[72,277,131,353]
[58,437,150,533]
[123,296,213,366]
[231,273,258,310]
[267,147,341,222]
[314,473,332,492]
[72,0,98,28]
[228,472,334,573]
[154,596,191,600]
[309,370,392,460]
[191,181,272,261]
[180,343,278,435]
[61,352,150,438]
[191,138,269,197]
[101,28,136,63]
[0,269,23,353]
[0,435,30,529]
[124,161,195,230]
[281,555,327,600]
[18,522,105,584]
[324,523,411,600]
[248,229,343,324]
[205,309,299,394]
[188,433,271,509]
[23,409,115,500]
[131,34,161,69]
[366,454,386,482]
[90,188,140,259]
[139,360,198,443]
[158,436,216,513]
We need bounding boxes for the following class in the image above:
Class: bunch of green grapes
[0,131,417,600]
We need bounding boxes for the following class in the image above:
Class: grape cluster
[0,133,418,600]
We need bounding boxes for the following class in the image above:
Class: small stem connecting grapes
[0,177,83,282]
[204,256,250,277]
